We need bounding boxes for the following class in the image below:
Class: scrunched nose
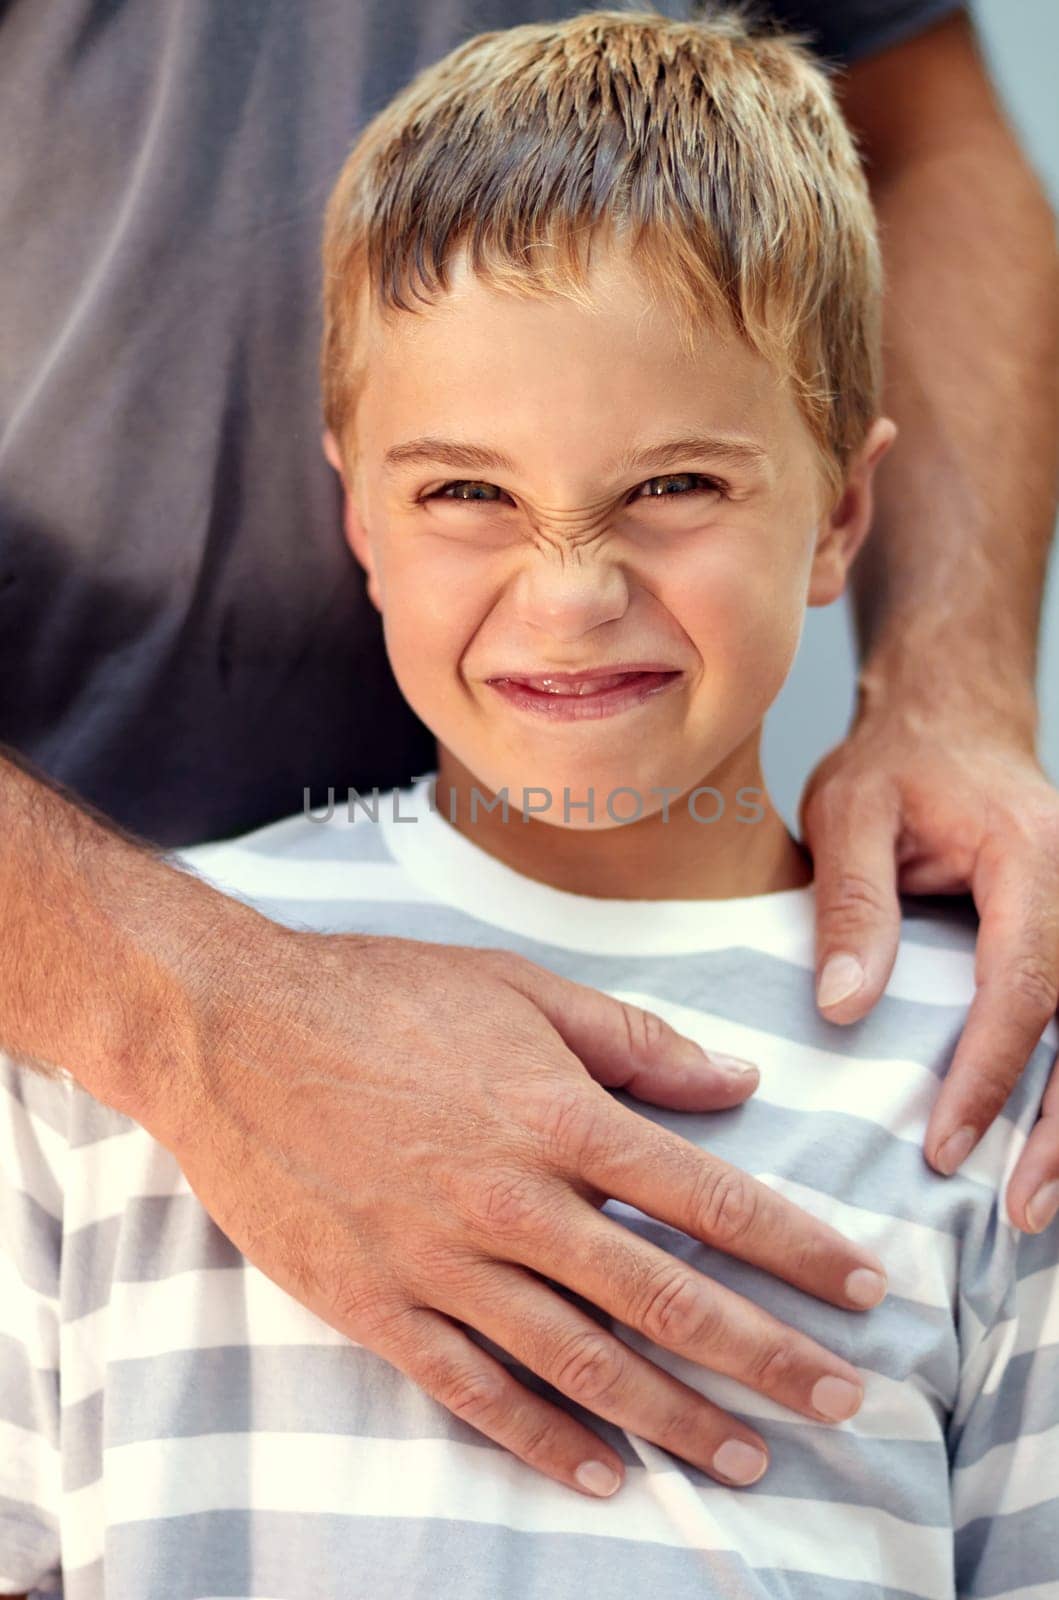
[509,548,631,640]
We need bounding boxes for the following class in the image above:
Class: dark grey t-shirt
[0,0,964,845]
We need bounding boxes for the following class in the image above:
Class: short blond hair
[321,3,882,502]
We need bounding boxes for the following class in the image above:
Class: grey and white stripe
[2,776,1057,1599]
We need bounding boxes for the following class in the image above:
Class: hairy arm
[839,9,1058,735]
[0,747,230,1125]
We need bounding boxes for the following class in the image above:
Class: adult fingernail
[844,1267,888,1308]
[936,1125,977,1177]
[708,1051,759,1082]
[811,1376,863,1421]
[1026,1179,1059,1233]
[575,1460,621,1497]
[713,1439,768,1485]
[817,954,864,1009]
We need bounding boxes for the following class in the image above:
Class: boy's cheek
[381,596,479,714]
[725,588,806,684]
[679,578,807,728]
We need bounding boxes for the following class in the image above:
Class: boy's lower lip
[486,670,682,720]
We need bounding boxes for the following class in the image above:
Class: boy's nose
[509,553,630,640]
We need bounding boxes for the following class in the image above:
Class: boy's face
[325,244,894,829]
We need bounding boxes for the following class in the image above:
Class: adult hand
[800,699,1059,1233]
[152,922,888,1501]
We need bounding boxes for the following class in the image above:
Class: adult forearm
[0,746,269,1127]
[846,44,1059,737]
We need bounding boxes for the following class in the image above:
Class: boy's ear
[807,416,898,607]
[322,428,382,612]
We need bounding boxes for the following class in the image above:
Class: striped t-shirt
[2,774,1058,1600]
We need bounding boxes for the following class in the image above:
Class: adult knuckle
[329,1275,384,1333]
[517,1414,565,1468]
[622,1003,668,1061]
[333,1279,410,1345]
[1008,793,1059,851]
[750,1340,799,1394]
[551,1327,627,1407]
[462,1169,549,1241]
[403,1237,490,1305]
[1004,958,1059,1020]
[480,946,553,1001]
[538,1088,598,1165]
[779,1232,824,1286]
[826,870,889,925]
[480,945,534,981]
[693,1166,759,1248]
[638,1266,715,1350]
[652,1395,716,1458]
[438,1364,508,1425]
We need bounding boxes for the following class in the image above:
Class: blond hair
[321,3,882,503]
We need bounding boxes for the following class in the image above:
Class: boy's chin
[468,773,688,831]
[435,744,711,829]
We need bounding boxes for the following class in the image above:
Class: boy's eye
[427,472,726,505]
[433,481,509,503]
[637,473,726,499]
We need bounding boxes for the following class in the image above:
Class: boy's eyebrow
[381,434,771,476]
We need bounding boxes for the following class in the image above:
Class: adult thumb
[800,780,903,1023]
[504,959,760,1112]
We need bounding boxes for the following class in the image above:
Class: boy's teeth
[525,674,633,695]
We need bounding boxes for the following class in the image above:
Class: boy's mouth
[485,666,682,720]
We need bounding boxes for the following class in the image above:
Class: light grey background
[765,0,1059,828]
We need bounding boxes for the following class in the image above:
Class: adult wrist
[80,855,286,1145]
[854,628,1040,754]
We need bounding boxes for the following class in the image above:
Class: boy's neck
[432,737,814,901]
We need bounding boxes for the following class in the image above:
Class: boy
[2,7,1056,1597]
